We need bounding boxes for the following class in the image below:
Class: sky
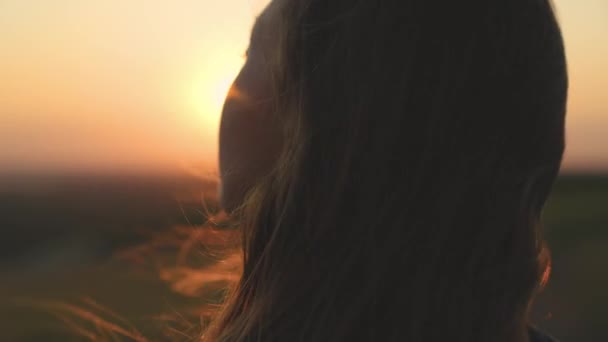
[0,0,606,175]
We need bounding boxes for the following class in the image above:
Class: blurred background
[0,0,606,340]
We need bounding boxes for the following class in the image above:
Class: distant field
[0,173,606,341]
[544,175,608,250]
[532,175,608,341]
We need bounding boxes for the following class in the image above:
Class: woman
[212,0,567,340]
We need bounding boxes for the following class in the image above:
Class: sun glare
[187,52,244,130]
[213,76,237,113]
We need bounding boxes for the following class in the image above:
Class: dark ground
[0,172,606,341]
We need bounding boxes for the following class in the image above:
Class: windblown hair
[206,0,568,341]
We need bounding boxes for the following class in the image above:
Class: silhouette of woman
[213,0,567,340]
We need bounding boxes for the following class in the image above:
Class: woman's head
[214,0,567,340]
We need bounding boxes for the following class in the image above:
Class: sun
[212,75,238,114]
[186,51,244,130]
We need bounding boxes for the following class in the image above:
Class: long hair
[207,0,568,341]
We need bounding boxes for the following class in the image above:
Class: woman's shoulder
[529,326,559,342]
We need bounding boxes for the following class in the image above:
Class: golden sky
[0,0,606,174]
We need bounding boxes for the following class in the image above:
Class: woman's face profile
[218,1,282,211]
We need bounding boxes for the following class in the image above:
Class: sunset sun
[187,52,244,130]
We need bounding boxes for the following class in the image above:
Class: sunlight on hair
[14,297,149,342]
[160,252,242,297]
[115,212,243,297]
[540,254,552,290]
[18,187,243,341]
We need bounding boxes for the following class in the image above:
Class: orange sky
[0,0,606,174]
